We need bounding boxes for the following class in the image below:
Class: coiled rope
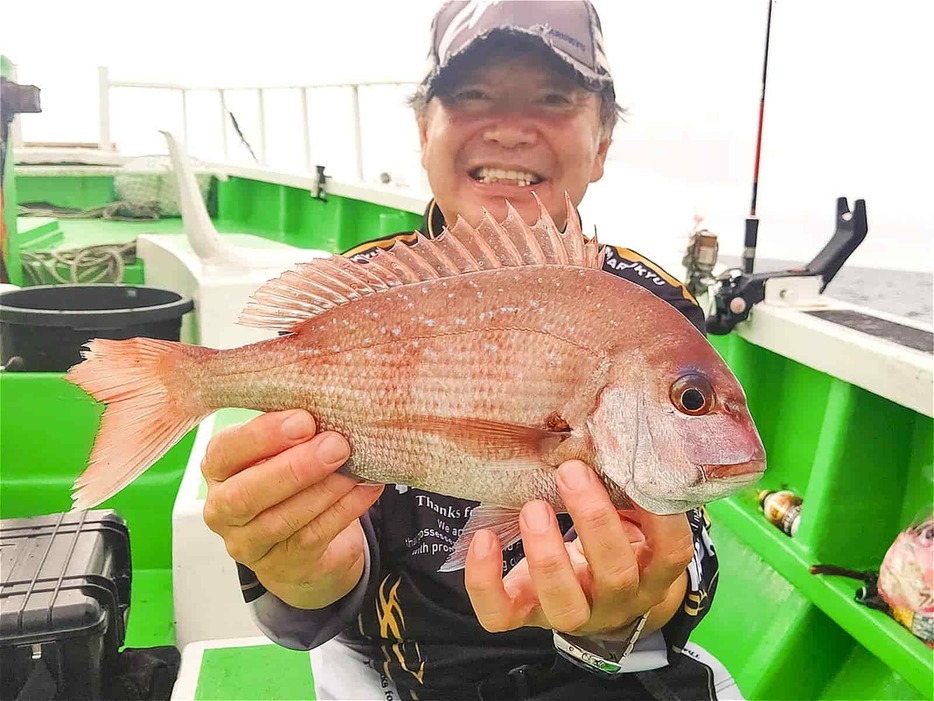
[18,202,145,284]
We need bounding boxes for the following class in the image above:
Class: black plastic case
[1,510,131,700]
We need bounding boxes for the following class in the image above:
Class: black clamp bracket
[705,197,868,335]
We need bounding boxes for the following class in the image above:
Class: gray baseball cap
[419,0,615,97]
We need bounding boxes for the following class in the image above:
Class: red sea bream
[66,196,765,570]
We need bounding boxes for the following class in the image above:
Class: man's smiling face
[417,43,611,231]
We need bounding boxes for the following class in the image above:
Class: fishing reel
[704,197,869,335]
[682,222,720,299]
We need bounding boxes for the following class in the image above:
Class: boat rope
[18,201,161,222]
[20,241,137,285]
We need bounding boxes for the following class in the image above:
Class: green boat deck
[2,164,932,700]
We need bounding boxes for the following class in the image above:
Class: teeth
[472,167,543,186]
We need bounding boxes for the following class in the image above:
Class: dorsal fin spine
[238,196,600,333]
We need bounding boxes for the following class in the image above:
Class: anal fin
[439,504,523,573]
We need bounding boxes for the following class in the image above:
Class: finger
[208,431,351,527]
[225,469,361,564]
[620,520,646,547]
[520,500,590,632]
[258,483,384,570]
[202,410,318,484]
[557,461,639,603]
[636,508,695,595]
[464,530,519,633]
[258,520,370,609]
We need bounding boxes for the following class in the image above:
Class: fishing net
[113,154,212,218]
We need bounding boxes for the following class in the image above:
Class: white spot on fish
[447,292,455,299]
[499,306,519,314]
[372,310,379,318]
[392,327,401,336]
[424,319,435,326]
[529,299,539,308]
[379,327,387,334]
[330,344,341,352]
[455,318,467,326]
[483,342,499,352]
[475,291,484,299]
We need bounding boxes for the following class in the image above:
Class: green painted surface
[694,333,934,699]
[195,645,315,700]
[0,373,196,647]
[127,569,176,648]
[16,217,63,250]
[216,176,422,253]
[16,175,116,210]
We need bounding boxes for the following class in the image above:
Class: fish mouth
[468,166,546,188]
[700,458,766,482]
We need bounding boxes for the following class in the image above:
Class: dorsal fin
[238,196,605,332]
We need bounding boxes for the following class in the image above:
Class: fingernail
[472,530,494,558]
[318,433,350,466]
[559,461,592,491]
[523,501,553,533]
[282,412,314,440]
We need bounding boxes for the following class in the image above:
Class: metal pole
[9,63,23,151]
[219,89,228,160]
[257,88,267,165]
[98,66,112,151]
[300,87,312,172]
[351,84,363,182]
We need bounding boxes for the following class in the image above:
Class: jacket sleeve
[239,511,381,651]
[598,245,719,656]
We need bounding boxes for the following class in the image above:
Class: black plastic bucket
[0,285,194,372]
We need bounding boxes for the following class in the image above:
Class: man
[201,2,739,698]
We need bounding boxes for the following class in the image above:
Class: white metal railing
[97,66,419,182]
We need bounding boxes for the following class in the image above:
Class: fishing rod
[743,0,774,275]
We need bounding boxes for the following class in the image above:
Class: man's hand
[464,460,693,639]
[201,409,384,610]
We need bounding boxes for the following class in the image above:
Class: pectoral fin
[439,504,523,573]
[374,416,569,470]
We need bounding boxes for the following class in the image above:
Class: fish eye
[670,374,715,416]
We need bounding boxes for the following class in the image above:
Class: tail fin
[66,337,216,511]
